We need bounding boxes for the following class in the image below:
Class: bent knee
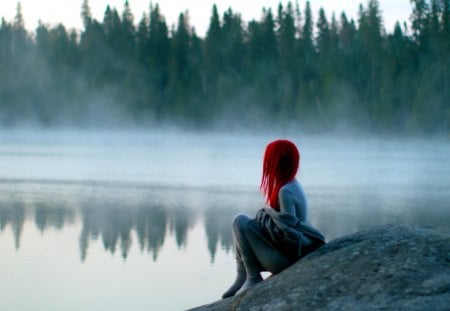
[232,213,251,231]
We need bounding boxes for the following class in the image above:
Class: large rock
[190,225,450,311]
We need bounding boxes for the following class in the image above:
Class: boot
[235,263,263,295]
[222,261,246,298]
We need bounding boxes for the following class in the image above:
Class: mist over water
[1,1,449,308]
[0,129,449,310]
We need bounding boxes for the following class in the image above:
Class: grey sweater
[256,179,325,258]
[278,179,308,222]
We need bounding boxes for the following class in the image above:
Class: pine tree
[301,1,314,56]
[316,8,330,53]
[222,8,245,76]
[148,3,170,89]
[260,8,278,62]
[277,2,298,118]
[204,5,223,76]
[121,0,135,57]
[442,0,450,36]
[410,0,430,48]
[81,0,92,29]
[144,3,171,118]
[12,2,28,54]
[14,2,25,30]
[169,12,191,117]
[136,13,149,66]
[247,20,262,67]
[277,2,297,74]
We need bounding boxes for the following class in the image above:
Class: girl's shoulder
[280,179,304,197]
[281,179,302,191]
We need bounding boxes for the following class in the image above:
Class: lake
[0,129,449,310]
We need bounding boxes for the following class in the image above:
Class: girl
[222,139,325,298]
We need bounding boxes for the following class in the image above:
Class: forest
[0,0,449,133]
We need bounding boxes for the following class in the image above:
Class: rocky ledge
[190,225,450,311]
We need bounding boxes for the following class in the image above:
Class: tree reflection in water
[3,184,448,263]
[204,206,236,262]
[79,205,134,261]
[34,203,75,233]
[0,201,26,249]
[134,205,168,261]
[0,197,238,263]
[168,204,197,249]
[78,203,235,262]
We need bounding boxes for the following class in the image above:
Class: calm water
[0,130,449,310]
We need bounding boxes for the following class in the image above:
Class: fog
[1,129,449,244]
[1,1,449,308]
[0,129,449,310]
[1,1,449,133]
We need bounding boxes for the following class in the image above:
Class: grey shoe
[235,272,263,295]
[222,262,246,298]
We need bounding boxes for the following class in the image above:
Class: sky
[0,0,412,36]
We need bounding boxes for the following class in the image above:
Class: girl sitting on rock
[222,139,325,298]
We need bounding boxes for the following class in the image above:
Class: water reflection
[204,206,236,262]
[35,204,75,233]
[169,205,197,249]
[134,205,168,261]
[0,202,25,249]
[1,183,449,263]
[79,206,134,261]
[0,188,240,263]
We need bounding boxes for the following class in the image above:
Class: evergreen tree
[316,8,330,53]
[148,3,171,117]
[12,2,28,54]
[260,8,278,62]
[277,2,298,117]
[219,8,246,117]
[380,22,412,130]
[247,20,262,67]
[277,2,296,73]
[186,28,205,124]
[0,0,448,132]
[203,5,223,112]
[257,8,279,115]
[354,0,385,127]
[443,0,450,36]
[121,1,135,59]
[410,0,430,50]
[222,8,245,76]
[148,3,170,85]
[81,0,92,29]
[79,16,108,85]
[329,13,339,56]
[169,12,191,118]
[315,8,334,125]
[136,13,149,66]
[296,1,319,126]
[301,1,314,56]
[204,5,223,76]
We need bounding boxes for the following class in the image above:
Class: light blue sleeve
[279,187,296,216]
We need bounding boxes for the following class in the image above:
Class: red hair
[260,140,300,210]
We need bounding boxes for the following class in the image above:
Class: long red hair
[260,140,300,210]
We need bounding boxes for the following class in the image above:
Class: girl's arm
[278,187,296,216]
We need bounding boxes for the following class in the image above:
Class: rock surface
[190,225,450,311]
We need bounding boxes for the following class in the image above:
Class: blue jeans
[232,213,293,274]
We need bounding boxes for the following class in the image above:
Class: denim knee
[232,213,251,232]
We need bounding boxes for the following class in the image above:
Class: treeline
[0,0,449,132]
